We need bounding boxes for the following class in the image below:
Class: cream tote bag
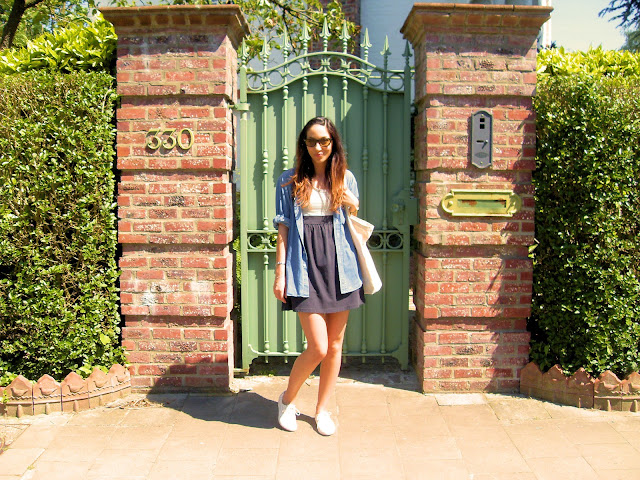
[345,213,382,295]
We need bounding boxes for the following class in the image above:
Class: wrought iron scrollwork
[368,230,404,251]
[247,231,277,251]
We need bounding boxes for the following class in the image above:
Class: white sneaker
[315,411,336,436]
[277,392,299,432]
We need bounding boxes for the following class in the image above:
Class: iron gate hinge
[232,103,250,111]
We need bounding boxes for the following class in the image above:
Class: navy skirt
[282,215,364,313]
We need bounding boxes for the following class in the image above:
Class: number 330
[146,128,194,151]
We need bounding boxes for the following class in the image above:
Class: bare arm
[343,188,359,215]
[273,223,288,302]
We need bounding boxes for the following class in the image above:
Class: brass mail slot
[441,190,522,217]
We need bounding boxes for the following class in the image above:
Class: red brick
[454,369,483,378]
[424,368,453,379]
[439,333,469,344]
[185,329,213,340]
[153,328,182,339]
[185,353,214,364]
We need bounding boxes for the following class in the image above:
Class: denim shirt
[273,168,363,298]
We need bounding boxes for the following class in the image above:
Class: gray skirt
[282,215,364,313]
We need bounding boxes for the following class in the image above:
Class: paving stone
[156,434,222,462]
[386,392,440,417]
[596,469,640,480]
[578,442,640,470]
[36,442,106,463]
[179,395,235,422]
[66,407,129,426]
[397,436,462,461]
[392,414,451,438]
[459,443,532,475]
[5,426,58,449]
[336,405,392,430]
[335,383,388,407]
[434,393,487,406]
[0,448,44,476]
[526,456,599,480]
[487,394,553,422]
[557,422,628,445]
[118,407,180,427]
[87,448,157,477]
[279,426,339,460]
[222,423,282,449]
[148,460,214,480]
[276,459,340,480]
[402,458,470,480]
[507,425,580,459]
[339,447,404,478]
[214,448,278,477]
[29,460,92,480]
[337,424,397,450]
[106,426,171,450]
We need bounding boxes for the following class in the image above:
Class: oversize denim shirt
[273,168,363,298]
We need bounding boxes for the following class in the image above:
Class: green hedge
[0,70,125,382]
[530,51,640,377]
[538,46,640,77]
[0,15,116,75]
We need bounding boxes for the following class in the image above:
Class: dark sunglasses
[304,137,332,148]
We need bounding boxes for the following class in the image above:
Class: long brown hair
[288,116,347,212]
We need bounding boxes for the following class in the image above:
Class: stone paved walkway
[1,369,640,479]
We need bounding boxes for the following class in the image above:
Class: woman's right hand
[273,274,287,303]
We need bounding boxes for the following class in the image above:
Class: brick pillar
[402,4,552,393]
[100,5,248,392]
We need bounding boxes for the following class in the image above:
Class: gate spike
[281,26,291,58]
[361,28,372,63]
[381,35,391,69]
[403,41,412,63]
[340,20,350,53]
[240,39,251,68]
[260,36,271,69]
[301,20,311,55]
[320,17,330,51]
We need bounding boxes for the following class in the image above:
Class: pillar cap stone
[401,3,553,45]
[100,5,249,48]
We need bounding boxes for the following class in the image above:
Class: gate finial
[340,21,350,54]
[281,26,291,59]
[239,39,249,67]
[403,41,412,70]
[320,17,330,52]
[381,36,391,71]
[301,20,311,55]
[260,36,271,69]
[361,28,372,63]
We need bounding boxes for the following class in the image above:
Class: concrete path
[1,370,640,480]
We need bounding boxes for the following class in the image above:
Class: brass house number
[146,128,194,151]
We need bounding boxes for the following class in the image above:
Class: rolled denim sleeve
[346,170,359,200]
[273,171,293,229]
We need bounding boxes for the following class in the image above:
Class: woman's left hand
[342,189,359,215]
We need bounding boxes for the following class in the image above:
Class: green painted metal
[238,21,415,370]
[441,190,522,217]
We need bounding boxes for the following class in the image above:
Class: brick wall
[403,5,552,392]
[101,5,248,391]
[321,0,360,25]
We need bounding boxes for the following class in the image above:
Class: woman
[273,116,363,436]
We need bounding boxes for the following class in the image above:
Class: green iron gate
[237,20,416,370]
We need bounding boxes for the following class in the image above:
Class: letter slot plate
[441,190,522,217]
[471,110,492,169]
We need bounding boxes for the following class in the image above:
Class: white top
[302,187,332,216]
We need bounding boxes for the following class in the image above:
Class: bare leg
[316,310,350,415]
[282,312,328,405]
